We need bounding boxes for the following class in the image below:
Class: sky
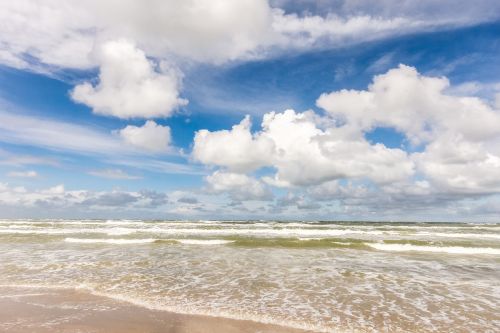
[1,0,500,221]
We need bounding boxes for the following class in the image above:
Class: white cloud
[0,182,168,212]
[260,110,413,187]
[317,65,500,194]
[316,65,500,144]
[0,109,128,155]
[1,1,497,71]
[71,39,187,119]
[42,184,65,195]
[205,171,273,201]
[192,115,274,172]
[193,109,413,188]
[0,0,96,70]
[193,65,500,197]
[88,168,141,180]
[271,11,427,49]
[272,0,500,23]
[0,148,59,167]
[0,108,196,176]
[0,0,273,69]
[7,170,38,178]
[414,134,500,194]
[118,120,171,153]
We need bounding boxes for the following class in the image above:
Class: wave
[64,238,157,244]
[0,228,136,236]
[368,243,500,255]
[174,239,235,245]
[417,232,500,240]
[4,226,497,240]
[0,227,385,238]
[229,237,368,249]
[63,238,235,246]
[146,228,388,238]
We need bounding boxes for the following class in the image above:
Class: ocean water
[0,219,499,332]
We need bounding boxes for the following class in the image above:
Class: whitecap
[174,239,234,245]
[64,238,156,244]
[368,243,500,255]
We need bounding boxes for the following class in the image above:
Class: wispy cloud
[0,110,130,156]
[0,104,199,176]
[7,170,38,178]
[116,158,205,176]
[0,148,59,167]
[88,168,141,180]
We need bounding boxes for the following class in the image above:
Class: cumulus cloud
[118,121,171,153]
[194,109,413,188]
[192,115,274,172]
[71,39,187,119]
[205,171,273,201]
[193,65,500,198]
[317,65,500,194]
[414,134,500,194]
[316,64,500,144]
[261,110,413,187]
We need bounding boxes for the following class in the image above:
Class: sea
[0,219,499,332]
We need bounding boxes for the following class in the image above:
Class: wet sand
[0,287,314,333]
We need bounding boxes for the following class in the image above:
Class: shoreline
[0,286,317,333]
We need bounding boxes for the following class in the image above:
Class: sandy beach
[0,286,311,333]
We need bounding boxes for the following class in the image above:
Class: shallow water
[0,219,499,332]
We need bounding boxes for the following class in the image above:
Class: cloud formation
[205,171,273,201]
[317,65,500,144]
[118,121,172,153]
[193,65,500,201]
[2,0,498,71]
[1,0,499,219]
[193,115,274,173]
[71,40,187,119]
[194,108,413,188]
[0,182,168,211]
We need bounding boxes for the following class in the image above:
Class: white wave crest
[368,243,500,255]
[174,239,234,245]
[64,238,156,244]
[417,232,500,240]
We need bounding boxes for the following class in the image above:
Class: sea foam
[368,243,500,255]
[64,238,156,244]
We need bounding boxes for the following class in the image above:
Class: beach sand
[0,286,313,333]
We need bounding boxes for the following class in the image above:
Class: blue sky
[1,1,500,220]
